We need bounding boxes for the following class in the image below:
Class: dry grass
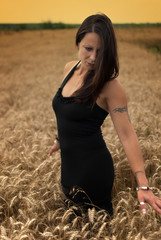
[0,27,161,239]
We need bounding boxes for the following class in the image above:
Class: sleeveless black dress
[52,62,114,214]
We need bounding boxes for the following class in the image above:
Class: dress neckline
[56,61,80,103]
[56,61,108,114]
[60,61,81,98]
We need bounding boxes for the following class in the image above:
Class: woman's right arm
[49,136,60,156]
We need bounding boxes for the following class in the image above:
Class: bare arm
[103,79,161,214]
[111,105,148,186]
[49,133,60,156]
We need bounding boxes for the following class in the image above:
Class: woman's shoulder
[97,78,127,113]
[63,60,78,78]
[102,78,126,100]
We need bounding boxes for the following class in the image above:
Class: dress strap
[60,61,81,89]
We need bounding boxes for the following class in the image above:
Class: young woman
[50,14,161,215]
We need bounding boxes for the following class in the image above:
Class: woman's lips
[87,62,95,67]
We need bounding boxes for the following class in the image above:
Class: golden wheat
[0,28,161,239]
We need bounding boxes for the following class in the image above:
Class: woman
[49,14,161,215]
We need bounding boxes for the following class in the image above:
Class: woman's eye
[85,47,92,51]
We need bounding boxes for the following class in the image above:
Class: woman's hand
[49,141,60,156]
[137,189,161,214]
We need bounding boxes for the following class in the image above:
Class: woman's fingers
[138,191,161,215]
[153,198,161,214]
[146,196,161,214]
[137,191,147,214]
[49,148,54,156]
[139,201,146,214]
[49,143,60,156]
[49,147,54,156]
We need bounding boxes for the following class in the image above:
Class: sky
[0,0,161,24]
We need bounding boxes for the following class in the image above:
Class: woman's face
[78,32,101,70]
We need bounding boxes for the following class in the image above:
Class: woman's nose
[90,51,96,62]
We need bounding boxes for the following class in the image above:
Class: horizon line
[0,21,161,25]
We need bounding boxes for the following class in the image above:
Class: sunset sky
[0,0,161,24]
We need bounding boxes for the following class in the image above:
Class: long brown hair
[74,13,119,106]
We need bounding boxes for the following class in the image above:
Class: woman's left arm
[104,79,161,214]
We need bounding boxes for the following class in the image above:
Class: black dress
[52,62,114,214]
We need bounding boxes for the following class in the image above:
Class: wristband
[136,186,152,191]
[54,138,59,144]
[55,135,59,142]
[56,137,59,141]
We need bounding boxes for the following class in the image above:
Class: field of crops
[0,27,161,239]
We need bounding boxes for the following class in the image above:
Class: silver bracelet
[54,139,59,144]
[136,186,153,191]
[55,135,59,141]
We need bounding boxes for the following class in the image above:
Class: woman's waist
[60,132,106,150]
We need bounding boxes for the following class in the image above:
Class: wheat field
[0,27,161,239]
